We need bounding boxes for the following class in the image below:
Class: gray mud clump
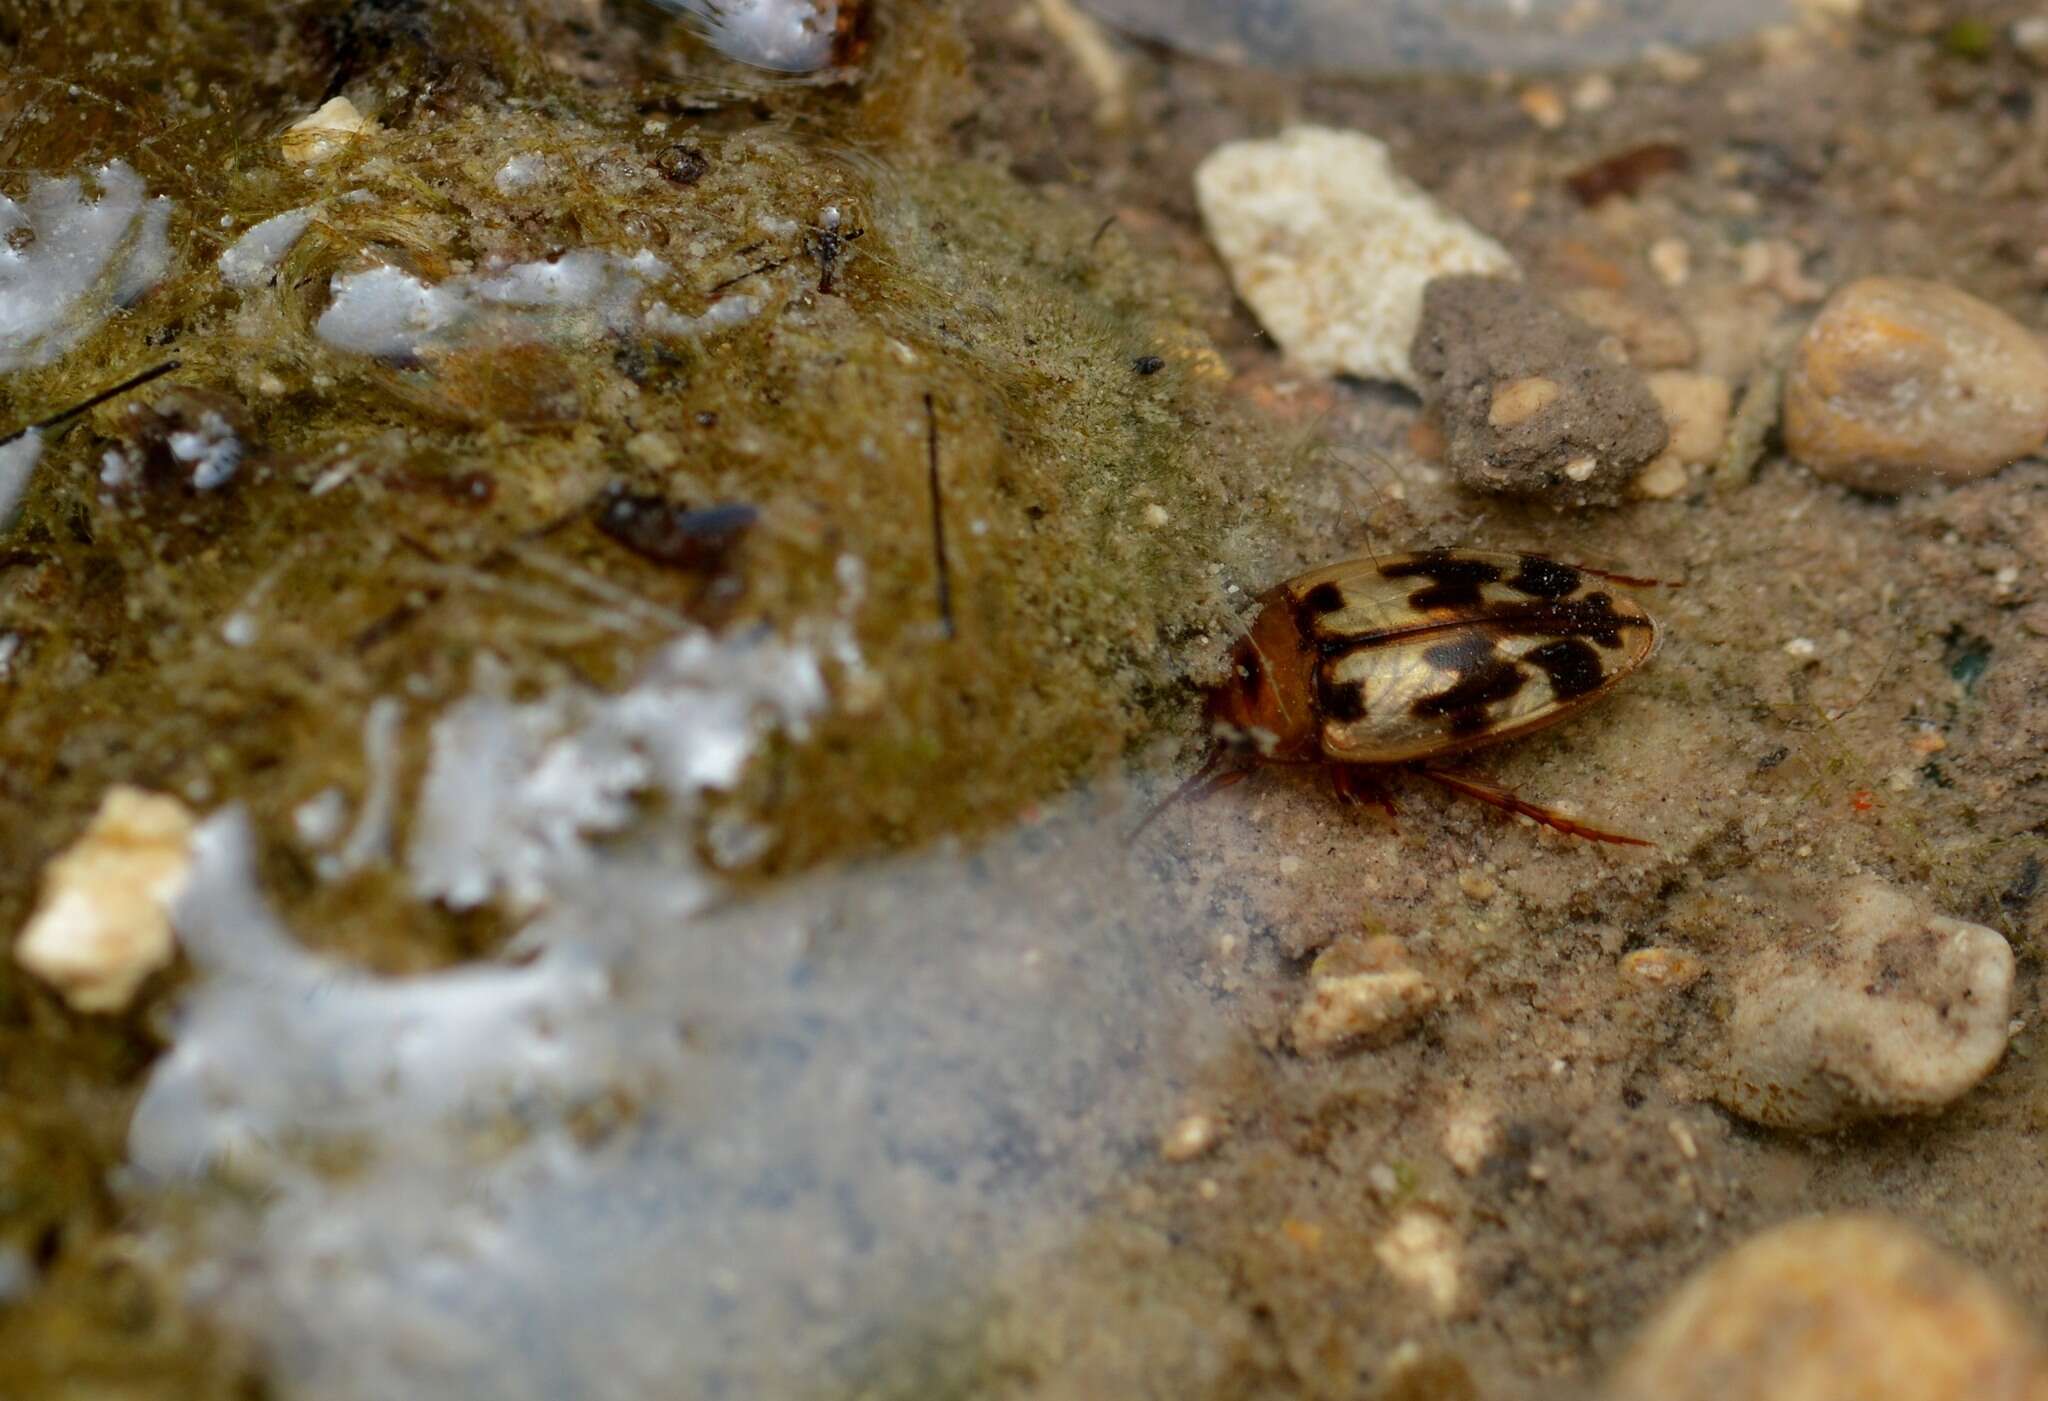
[1411,274,1668,505]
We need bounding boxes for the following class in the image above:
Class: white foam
[0,162,172,370]
[648,0,842,71]
[408,631,824,911]
[315,266,459,359]
[0,431,44,523]
[492,154,547,193]
[314,251,679,360]
[218,207,317,289]
[166,410,242,490]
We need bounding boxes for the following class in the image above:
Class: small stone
[1290,936,1436,1057]
[15,787,196,1012]
[1647,237,1691,288]
[1645,371,1732,467]
[279,97,375,166]
[1620,946,1705,990]
[1711,878,2014,1131]
[1604,1215,2048,1401]
[1194,126,1516,389]
[2015,17,2048,70]
[1141,501,1171,528]
[1411,275,1670,506]
[1738,238,1825,304]
[1571,74,1616,112]
[1376,1211,1462,1317]
[624,431,681,470]
[1665,1119,1698,1160]
[1518,84,1567,130]
[1439,1102,1498,1175]
[1456,870,1497,903]
[1160,1112,1223,1162]
[1784,276,2048,492]
[1630,455,1689,500]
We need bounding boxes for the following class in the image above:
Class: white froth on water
[0,162,171,370]
[130,761,1237,1397]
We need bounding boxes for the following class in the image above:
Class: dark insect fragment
[1133,355,1165,375]
[655,144,711,186]
[1565,142,1690,206]
[595,488,757,571]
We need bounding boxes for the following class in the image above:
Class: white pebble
[1194,126,1514,389]
[1375,1211,1462,1316]
[1159,1112,1223,1162]
[1712,879,2015,1131]
[280,97,374,166]
[14,787,196,1012]
[1291,966,1437,1056]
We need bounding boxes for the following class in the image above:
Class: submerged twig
[0,360,180,446]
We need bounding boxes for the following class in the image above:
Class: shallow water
[135,784,1241,1399]
[1079,0,1792,73]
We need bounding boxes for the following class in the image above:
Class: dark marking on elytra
[1380,550,1503,610]
[1524,637,1605,698]
[1508,556,1582,599]
[1413,642,1527,735]
[1293,579,1349,641]
[1302,580,1345,614]
[1316,671,1368,722]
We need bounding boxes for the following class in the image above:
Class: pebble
[1194,126,1515,389]
[1605,1215,2048,1401]
[1159,1112,1223,1162]
[1784,276,2048,492]
[1645,371,1732,466]
[14,787,196,1012]
[1619,946,1705,991]
[1438,1101,1498,1176]
[1290,935,1437,1057]
[1711,878,2014,1131]
[1647,237,1691,289]
[1517,84,1567,130]
[279,96,375,166]
[1411,275,1669,505]
[1633,370,1732,497]
[1375,1210,1463,1317]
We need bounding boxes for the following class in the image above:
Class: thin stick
[925,391,954,640]
[1,360,180,446]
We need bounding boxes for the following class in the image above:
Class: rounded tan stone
[1784,276,2048,492]
[1605,1215,2048,1401]
[1712,878,2013,1131]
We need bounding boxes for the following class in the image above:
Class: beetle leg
[1329,765,1400,830]
[1128,745,1248,843]
[1417,767,1653,847]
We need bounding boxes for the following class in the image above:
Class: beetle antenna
[1126,741,1244,845]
